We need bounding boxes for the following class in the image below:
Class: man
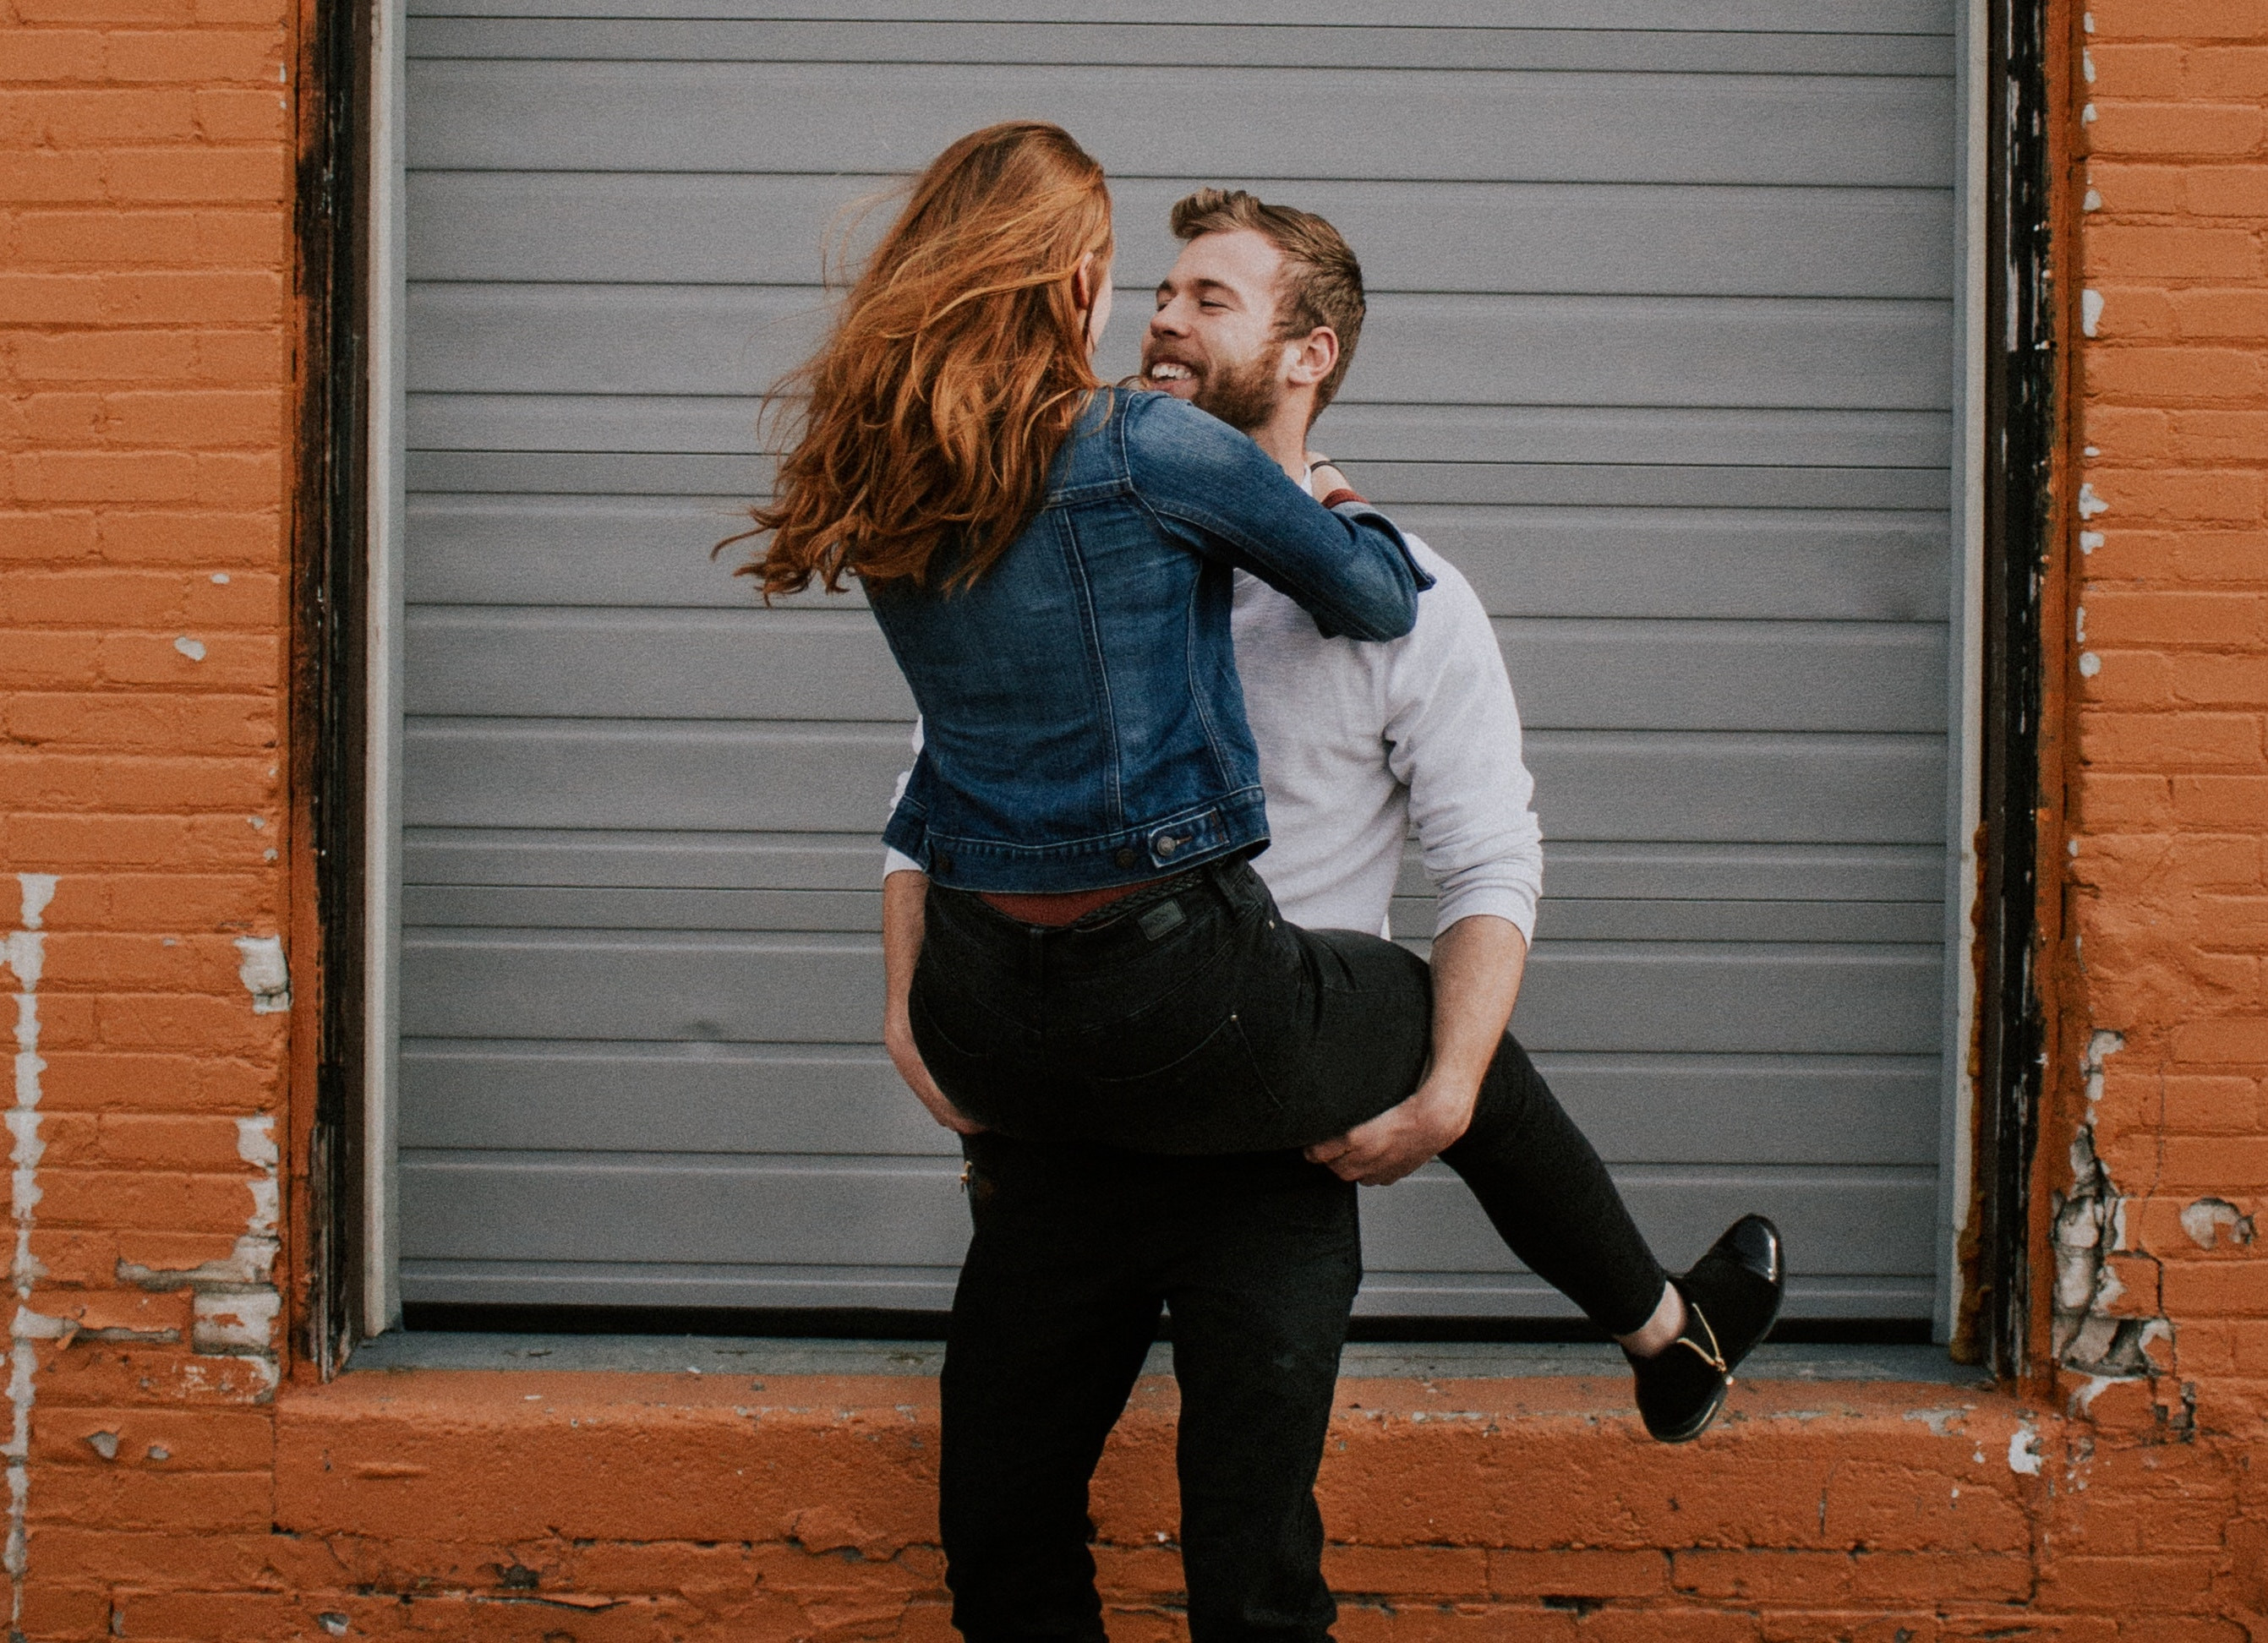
[882,190,1784,1641]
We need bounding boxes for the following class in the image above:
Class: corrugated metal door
[400,0,1959,1320]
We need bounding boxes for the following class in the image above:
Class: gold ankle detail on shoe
[1673,1305,1728,1375]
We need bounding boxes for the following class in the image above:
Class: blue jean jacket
[872,387,1430,892]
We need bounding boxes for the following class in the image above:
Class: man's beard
[1188,347,1284,434]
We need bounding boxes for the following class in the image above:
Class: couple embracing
[730,122,1787,1643]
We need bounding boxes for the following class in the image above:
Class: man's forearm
[1424,913,1527,1102]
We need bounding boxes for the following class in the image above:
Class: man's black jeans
[923,858,1672,1638]
[941,1138,1358,1642]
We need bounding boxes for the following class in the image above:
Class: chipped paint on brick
[2,875,55,1638]
[2179,1198,2254,1251]
[2052,1032,2176,1407]
[115,1115,282,1393]
[233,934,291,1015]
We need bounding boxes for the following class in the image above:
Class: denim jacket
[870,387,1431,892]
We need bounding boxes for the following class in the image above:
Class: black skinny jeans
[943,1138,1359,1643]
[918,857,1670,1638]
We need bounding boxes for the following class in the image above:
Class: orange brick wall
[2062,0,2268,1438]
[1,0,2263,1637]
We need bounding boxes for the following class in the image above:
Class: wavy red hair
[724,122,1114,597]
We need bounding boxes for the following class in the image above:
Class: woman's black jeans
[910,855,1667,1333]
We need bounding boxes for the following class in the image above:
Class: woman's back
[872,386,1426,894]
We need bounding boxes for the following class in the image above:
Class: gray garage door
[398,0,1959,1322]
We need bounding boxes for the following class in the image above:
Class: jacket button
[1114,847,1139,870]
[1155,835,1178,858]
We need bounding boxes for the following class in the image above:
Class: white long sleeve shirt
[884,529,1542,944]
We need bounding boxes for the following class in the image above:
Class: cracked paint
[3,875,55,1637]
[2179,1198,2254,1251]
[233,935,290,1014]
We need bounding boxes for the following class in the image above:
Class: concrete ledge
[349,1330,1987,1385]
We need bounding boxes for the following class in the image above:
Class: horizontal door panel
[408,449,1944,511]
[408,497,1952,623]
[1515,942,1942,1054]
[1352,1271,1931,1320]
[398,1258,960,1312]
[395,1154,1931,1313]
[402,720,910,830]
[1362,1163,1937,1276]
[404,826,890,890]
[404,608,916,721]
[401,1042,957,1154]
[408,0,1953,34]
[400,1041,1937,1166]
[1527,731,1947,843]
[1449,841,1950,903]
[1402,897,1943,944]
[400,1152,970,1264]
[404,829,1948,903]
[402,930,1937,1055]
[411,19,1949,78]
[401,719,1948,841]
[399,717,1948,843]
[403,608,1945,734]
[409,394,1951,471]
[408,61,1954,188]
[402,930,883,1043]
[410,285,1951,411]
[395,1258,1922,1318]
[411,886,1946,946]
[411,173,1955,299]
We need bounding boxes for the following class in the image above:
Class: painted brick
[2089,102,2267,156]
[2082,225,2263,281]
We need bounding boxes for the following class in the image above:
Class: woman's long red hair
[724,122,1114,597]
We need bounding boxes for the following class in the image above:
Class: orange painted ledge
[217,1367,2073,1638]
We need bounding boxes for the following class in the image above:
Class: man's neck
[1243,396,1316,484]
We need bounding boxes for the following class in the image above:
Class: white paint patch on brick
[2081,290,2103,337]
[233,935,290,1014]
[2007,1422,2041,1476]
[172,636,206,662]
[2079,652,2101,677]
[2,874,56,1633]
[2180,1198,2254,1250]
[2083,188,2102,211]
[2078,483,2108,518]
[2079,530,2104,554]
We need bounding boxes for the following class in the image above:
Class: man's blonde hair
[1169,188,1365,415]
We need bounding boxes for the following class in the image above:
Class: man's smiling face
[1141,227,1292,434]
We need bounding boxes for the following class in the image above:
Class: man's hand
[1304,1074,1477,1186]
[1306,913,1527,1187]
[883,869,986,1136]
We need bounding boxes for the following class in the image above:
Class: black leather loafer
[1626,1214,1785,1444]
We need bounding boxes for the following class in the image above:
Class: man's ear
[1283,326,1340,389]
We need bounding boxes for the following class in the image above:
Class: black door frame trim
[293,0,372,1375]
[1974,0,2058,1381]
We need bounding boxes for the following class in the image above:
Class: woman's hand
[1303,1073,1477,1186]
[884,1001,987,1136]
[881,867,985,1135]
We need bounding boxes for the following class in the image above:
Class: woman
[729,123,1779,1442]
